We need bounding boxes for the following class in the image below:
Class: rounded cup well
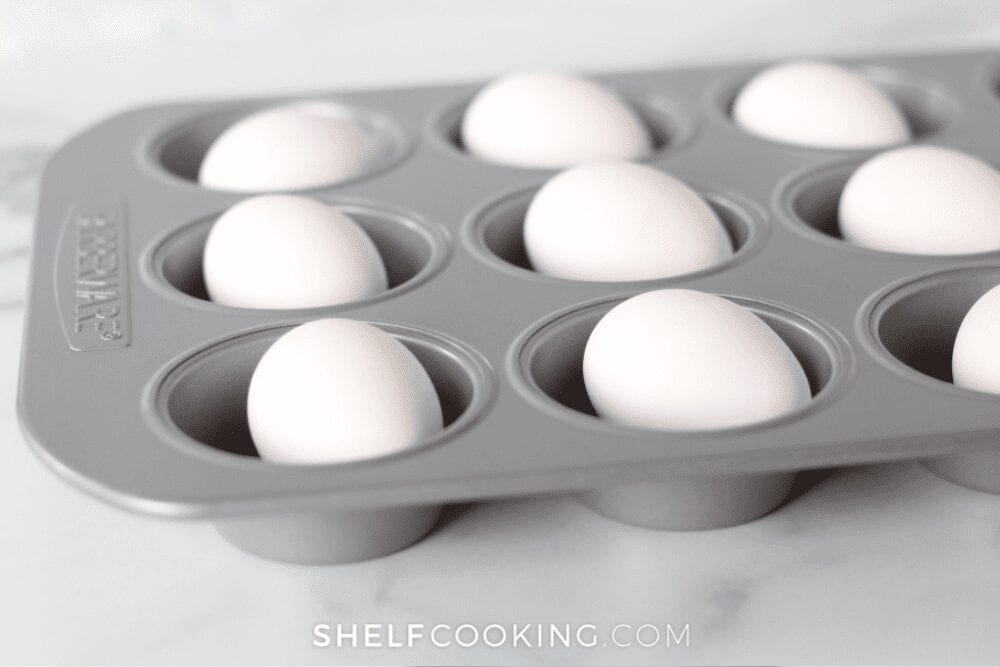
[153,102,408,190]
[514,294,847,530]
[466,186,758,281]
[436,95,683,167]
[150,201,448,310]
[782,162,856,242]
[868,266,1000,387]
[722,64,958,148]
[783,159,1000,258]
[159,323,487,461]
[865,266,1000,494]
[519,295,840,421]
[156,323,492,562]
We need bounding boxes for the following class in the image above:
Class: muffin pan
[18,48,1000,564]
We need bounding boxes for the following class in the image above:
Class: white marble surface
[2,1,1000,664]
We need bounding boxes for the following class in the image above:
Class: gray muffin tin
[18,48,1000,564]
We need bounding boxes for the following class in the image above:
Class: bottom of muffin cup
[924,452,1000,494]
[580,470,798,530]
[214,504,442,564]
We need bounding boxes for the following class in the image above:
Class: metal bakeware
[19,48,1000,563]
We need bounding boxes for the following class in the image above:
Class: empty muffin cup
[867,266,1000,493]
[515,295,842,529]
[158,323,490,562]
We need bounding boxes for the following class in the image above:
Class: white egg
[583,289,811,430]
[460,71,652,169]
[953,285,1000,394]
[840,146,1000,255]
[247,319,443,464]
[524,161,733,281]
[203,194,387,309]
[199,102,376,192]
[732,61,910,149]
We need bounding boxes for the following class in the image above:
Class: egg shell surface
[732,61,910,149]
[583,289,811,430]
[524,161,733,281]
[199,102,377,192]
[460,71,652,169]
[839,146,1000,255]
[203,194,388,309]
[247,319,444,465]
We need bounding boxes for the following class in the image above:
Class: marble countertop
[2,1,999,664]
